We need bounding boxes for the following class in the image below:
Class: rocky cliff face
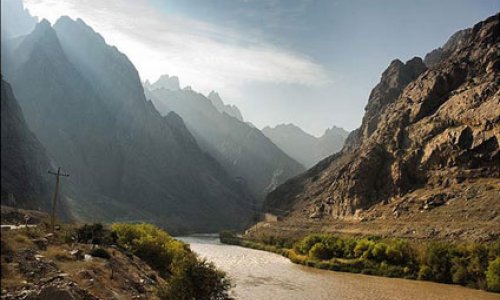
[263,14,499,237]
[145,87,304,201]
[207,91,244,122]
[1,78,53,210]
[2,17,252,233]
[263,124,349,168]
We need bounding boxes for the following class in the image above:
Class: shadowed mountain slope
[2,17,253,233]
[145,86,305,201]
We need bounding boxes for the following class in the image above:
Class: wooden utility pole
[48,167,69,233]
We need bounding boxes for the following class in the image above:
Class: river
[179,235,499,300]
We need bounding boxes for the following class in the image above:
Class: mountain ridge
[262,123,349,168]
[2,15,253,233]
[255,13,500,241]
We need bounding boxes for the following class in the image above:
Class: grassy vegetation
[221,232,500,292]
[112,223,232,300]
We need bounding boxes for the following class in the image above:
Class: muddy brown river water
[179,235,499,300]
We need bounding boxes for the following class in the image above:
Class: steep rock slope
[0,0,37,40]
[262,124,349,168]
[3,17,251,232]
[1,78,53,210]
[207,91,244,122]
[145,87,305,201]
[261,14,499,240]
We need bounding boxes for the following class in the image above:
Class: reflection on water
[179,235,499,300]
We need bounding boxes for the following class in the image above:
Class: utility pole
[48,167,69,233]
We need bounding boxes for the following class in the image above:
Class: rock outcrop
[264,13,500,229]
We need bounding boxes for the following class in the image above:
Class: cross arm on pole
[48,170,70,177]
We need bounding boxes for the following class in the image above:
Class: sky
[23,0,499,136]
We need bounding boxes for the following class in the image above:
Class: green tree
[486,257,500,292]
[309,242,332,260]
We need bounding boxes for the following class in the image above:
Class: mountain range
[145,83,305,201]
[262,124,349,168]
[1,9,255,233]
[257,13,500,241]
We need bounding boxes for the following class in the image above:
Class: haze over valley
[1,0,499,299]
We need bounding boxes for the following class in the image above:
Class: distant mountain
[0,0,38,40]
[145,74,180,91]
[1,77,53,211]
[145,86,305,201]
[207,91,244,121]
[259,14,500,241]
[1,17,252,233]
[262,124,348,168]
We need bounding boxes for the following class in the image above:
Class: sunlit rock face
[2,16,253,233]
[265,13,500,219]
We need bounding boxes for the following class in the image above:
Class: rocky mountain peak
[207,90,244,121]
[148,74,181,91]
[360,56,426,140]
[264,13,500,233]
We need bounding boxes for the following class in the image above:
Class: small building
[263,213,281,223]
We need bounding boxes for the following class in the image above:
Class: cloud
[24,0,330,96]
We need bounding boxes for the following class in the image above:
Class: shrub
[76,223,110,244]
[342,239,358,258]
[426,243,451,283]
[371,243,388,262]
[294,235,322,255]
[113,223,232,299]
[90,247,111,259]
[418,265,433,281]
[309,243,332,260]
[353,239,374,258]
[158,257,232,300]
[112,223,186,277]
[486,257,500,292]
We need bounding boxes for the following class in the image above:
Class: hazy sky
[24,0,498,136]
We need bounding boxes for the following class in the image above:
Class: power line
[48,167,69,233]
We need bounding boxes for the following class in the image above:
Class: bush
[486,257,500,292]
[158,257,232,300]
[418,265,433,280]
[309,243,332,260]
[294,235,322,255]
[371,243,388,262]
[426,243,451,283]
[353,239,374,258]
[76,223,110,245]
[90,247,111,259]
[112,223,186,277]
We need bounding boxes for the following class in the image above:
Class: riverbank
[220,232,500,293]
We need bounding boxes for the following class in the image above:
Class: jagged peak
[208,90,221,99]
[149,74,180,90]
[54,16,106,45]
